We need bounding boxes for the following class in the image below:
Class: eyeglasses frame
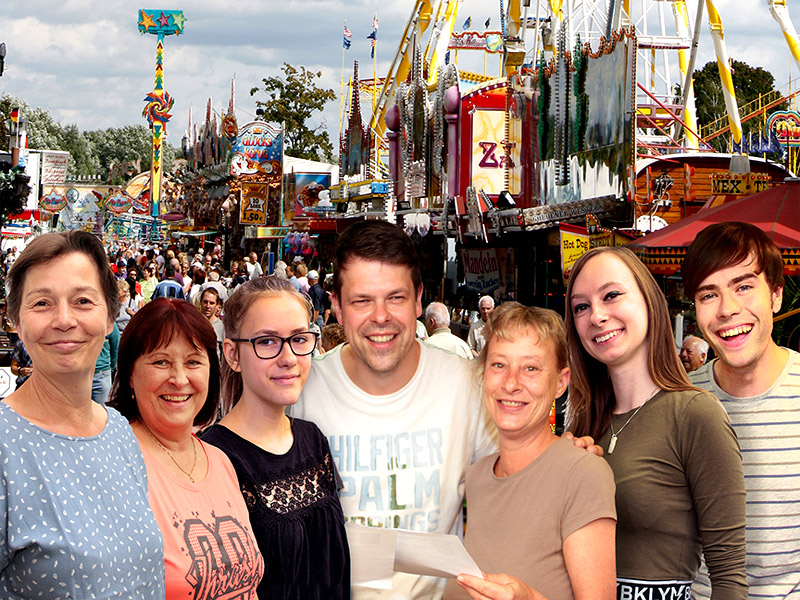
[229,331,319,360]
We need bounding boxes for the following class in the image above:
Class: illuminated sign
[104,191,133,215]
[768,110,800,148]
[710,172,771,196]
[231,121,283,177]
[39,189,67,213]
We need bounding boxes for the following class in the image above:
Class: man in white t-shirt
[245,252,263,280]
[682,221,800,600]
[467,295,494,357]
[293,220,497,599]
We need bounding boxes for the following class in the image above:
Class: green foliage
[1,93,176,182]
[85,125,153,181]
[774,275,800,348]
[693,60,785,151]
[250,63,337,162]
[0,164,31,226]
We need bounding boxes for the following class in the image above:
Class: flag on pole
[462,16,472,30]
[343,22,352,49]
[10,107,19,123]
[484,17,491,29]
[367,14,378,59]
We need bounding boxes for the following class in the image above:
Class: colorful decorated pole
[138,9,185,218]
[768,0,800,75]
[705,0,742,146]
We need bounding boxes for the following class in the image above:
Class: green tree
[61,124,100,178]
[0,94,65,150]
[1,94,176,182]
[693,60,784,151]
[250,63,337,161]
[85,125,154,183]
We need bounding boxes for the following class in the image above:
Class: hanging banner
[560,222,590,281]
[461,247,501,293]
[40,150,69,186]
[240,182,268,225]
[39,189,68,213]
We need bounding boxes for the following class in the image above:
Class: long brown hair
[220,276,312,415]
[564,247,695,440]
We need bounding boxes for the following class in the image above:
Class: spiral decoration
[142,91,174,126]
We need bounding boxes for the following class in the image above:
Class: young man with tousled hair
[682,221,800,600]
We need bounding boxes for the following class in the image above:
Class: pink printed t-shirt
[138,435,265,598]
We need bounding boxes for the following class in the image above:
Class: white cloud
[1,0,797,148]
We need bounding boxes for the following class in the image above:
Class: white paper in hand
[394,529,483,580]
[345,524,396,589]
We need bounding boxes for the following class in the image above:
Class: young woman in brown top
[565,247,747,600]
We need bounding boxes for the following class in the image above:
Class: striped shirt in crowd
[690,349,800,600]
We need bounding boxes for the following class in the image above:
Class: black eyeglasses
[230,332,319,359]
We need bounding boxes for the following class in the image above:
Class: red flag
[10,107,19,123]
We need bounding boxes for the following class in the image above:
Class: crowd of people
[0,219,797,600]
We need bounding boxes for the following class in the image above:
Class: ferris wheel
[507,0,800,154]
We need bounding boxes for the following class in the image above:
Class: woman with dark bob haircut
[109,298,264,598]
[108,297,220,426]
[0,230,165,598]
[109,298,264,600]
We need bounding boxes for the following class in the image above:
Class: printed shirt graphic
[139,436,264,599]
[293,341,497,598]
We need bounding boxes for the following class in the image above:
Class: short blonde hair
[479,302,568,371]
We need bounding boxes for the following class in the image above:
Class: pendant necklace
[143,424,198,483]
[608,387,660,454]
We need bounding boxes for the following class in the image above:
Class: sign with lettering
[104,191,133,215]
[471,110,508,196]
[560,223,590,280]
[710,172,771,196]
[240,182,268,225]
[40,150,69,185]
[230,121,283,177]
[461,247,501,293]
[39,189,67,213]
[768,110,800,148]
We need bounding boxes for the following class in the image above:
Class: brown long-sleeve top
[597,389,747,600]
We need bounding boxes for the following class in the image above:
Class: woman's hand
[456,573,546,600]
[562,431,603,456]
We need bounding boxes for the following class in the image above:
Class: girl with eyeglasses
[202,276,350,600]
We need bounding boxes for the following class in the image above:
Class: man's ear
[772,286,784,314]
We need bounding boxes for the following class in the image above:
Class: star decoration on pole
[138,10,156,31]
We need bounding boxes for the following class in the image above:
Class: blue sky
[1,0,798,149]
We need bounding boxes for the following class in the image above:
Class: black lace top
[202,419,351,600]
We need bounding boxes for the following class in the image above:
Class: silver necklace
[143,424,198,482]
[608,388,660,454]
